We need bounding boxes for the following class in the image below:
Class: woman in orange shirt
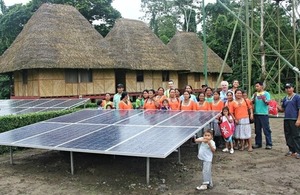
[155,87,167,105]
[233,89,253,152]
[143,89,160,110]
[196,92,211,111]
[118,92,133,110]
[180,91,197,111]
[225,91,235,114]
[211,91,224,112]
[167,89,180,110]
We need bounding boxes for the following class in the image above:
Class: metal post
[216,7,242,87]
[260,0,266,84]
[292,0,298,92]
[245,0,252,96]
[10,146,13,165]
[146,157,150,185]
[277,2,281,93]
[70,151,74,175]
[177,147,181,164]
[202,0,208,85]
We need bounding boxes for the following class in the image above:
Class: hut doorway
[178,73,188,90]
[115,70,126,92]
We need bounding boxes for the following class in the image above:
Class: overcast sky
[4,0,216,20]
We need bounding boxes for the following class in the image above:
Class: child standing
[161,99,171,110]
[219,107,235,154]
[194,129,216,190]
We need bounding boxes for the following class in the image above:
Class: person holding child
[194,129,216,190]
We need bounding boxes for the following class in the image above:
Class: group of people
[96,80,300,191]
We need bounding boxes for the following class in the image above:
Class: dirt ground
[0,118,299,195]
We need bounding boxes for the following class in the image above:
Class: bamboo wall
[126,70,178,92]
[13,69,223,98]
[13,69,115,97]
[186,73,221,89]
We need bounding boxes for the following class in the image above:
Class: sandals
[196,184,208,190]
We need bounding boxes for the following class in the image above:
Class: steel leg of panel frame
[178,147,181,164]
[146,157,150,185]
[10,146,13,165]
[70,151,74,175]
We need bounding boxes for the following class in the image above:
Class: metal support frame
[217,0,300,77]
[146,157,150,185]
[177,147,181,164]
[10,146,13,165]
[70,151,74,175]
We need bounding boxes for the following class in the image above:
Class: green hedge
[0,109,76,154]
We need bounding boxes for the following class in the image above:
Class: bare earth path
[0,118,299,195]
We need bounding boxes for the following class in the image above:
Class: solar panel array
[0,99,89,116]
[0,109,219,158]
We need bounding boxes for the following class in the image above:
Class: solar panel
[0,109,219,183]
[0,98,89,116]
[0,109,218,158]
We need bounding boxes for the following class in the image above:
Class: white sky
[4,0,216,20]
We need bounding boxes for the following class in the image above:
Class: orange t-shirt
[143,99,158,110]
[196,101,211,111]
[211,100,224,111]
[168,98,180,110]
[118,101,133,110]
[233,99,252,120]
[180,100,197,111]
[155,95,167,105]
[224,101,234,114]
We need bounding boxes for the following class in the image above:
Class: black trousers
[284,120,300,153]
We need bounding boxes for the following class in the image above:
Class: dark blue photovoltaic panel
[16,124,107,147]
[60,125,150,150]
[36,99,69,107]
[80,109,143,124]
[0,100,14,107]
[41,108,65,112]
[47,109,111,123]
[108,126,198,157]
[161,111,219,127]
[52,99,88,108]
[10,100,34,107]
[114,110,180,126]
[0,110,219,158]
[18,99,48,107]
[0,107,26,115]
[16,108,47,114]
[0,123,66,144]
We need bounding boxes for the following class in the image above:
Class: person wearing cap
[251,81,273,150]
[277,83,300,159]
[113,84,124,109]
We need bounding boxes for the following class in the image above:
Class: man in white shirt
[113,84,124,109]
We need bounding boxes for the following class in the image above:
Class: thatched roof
[167,32,232,73]
[0,4,115,73]
[100,18,185,71]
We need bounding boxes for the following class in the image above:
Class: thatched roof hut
[100,18,185,71]
[0,3,114,73]
[167,32,232,73]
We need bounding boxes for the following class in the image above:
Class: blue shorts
[224,135,233,143]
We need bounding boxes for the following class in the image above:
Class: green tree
[141,0,199,39]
